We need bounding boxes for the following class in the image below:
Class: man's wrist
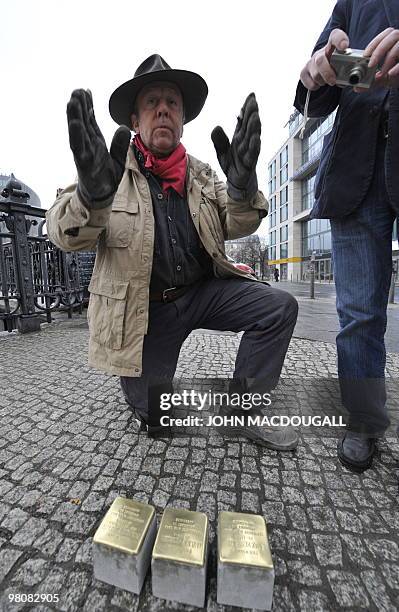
[77,183,116,210]
[227,173,258,202]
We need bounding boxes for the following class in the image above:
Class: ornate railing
[0,178,94,333]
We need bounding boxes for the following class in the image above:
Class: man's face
[131,82,184,157]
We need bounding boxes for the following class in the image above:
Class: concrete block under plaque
[93,497,156,593]
[217,511,274,610]
[152,507,209,607]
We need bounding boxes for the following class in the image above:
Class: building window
[269,195,277,228]
[280,204,288,222]
[281,186,288,205]
[280,165,288,185]
[268,160,277,194]
[302,113,335,165]
[301,218,331,257]
[280,224,288,242]
[301,171,317,212]
[280,145,288,167]
[269,229,276,261]
[280,243,288,258]
[279,145,289,185]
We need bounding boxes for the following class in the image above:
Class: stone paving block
[1,508,29,534]
[219,472,236,488]
[9,558,49,587]
[0,547,24,582]
[287,505,310,531]
[272,585,297,611]
[341,533,375,568]
[312,533,343,566]
[240,473,261,490]
[381,562,399,590]
[336,509,364,533]
[270,528,286,552]
[58,569,90,612]
[240,491,261,513]
[281,485,305,505]
[365,537,399,562]
[34,528,64,557]
[163,460,184,475]
[262,501,287,526]
[152,489,170,509]
[287,534,312,561]
[287,560,323,586]
[303,486,327,506]
[10,517,47,547]
[297,589,333,611]
[64,513,97,536]
[327,570,370,608]
[84,589,109,611]
[55,538,81,563]
[361,569,395,612]
[307,506,339,531]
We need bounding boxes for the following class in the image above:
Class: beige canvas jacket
[46,148,268,377]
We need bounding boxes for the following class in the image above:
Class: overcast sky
[1,0,334,236]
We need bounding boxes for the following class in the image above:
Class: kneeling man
[46,54,298,450]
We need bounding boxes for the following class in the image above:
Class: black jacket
[294,0,399,218]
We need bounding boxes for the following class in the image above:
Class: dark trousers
[120,278,298,420]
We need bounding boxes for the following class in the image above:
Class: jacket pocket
[87,276,129,349]
[105,198,139,247]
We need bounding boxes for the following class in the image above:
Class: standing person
[46,54,298,450]
[295,1,399,471]
[274,268,280,282]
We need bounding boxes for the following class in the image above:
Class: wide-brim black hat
[109,54,208,127]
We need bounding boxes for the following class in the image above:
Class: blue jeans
[330,137,397,436]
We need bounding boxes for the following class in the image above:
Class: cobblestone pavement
[0,318,398,612]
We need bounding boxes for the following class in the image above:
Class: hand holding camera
[301,26,399,93]
[362,27,399,90]
[67,89,131,209]
[300,28,349,91]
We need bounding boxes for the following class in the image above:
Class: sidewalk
[272,280,399,352]
[0,315,398,611]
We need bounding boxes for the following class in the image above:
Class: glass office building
[267,112,398,282]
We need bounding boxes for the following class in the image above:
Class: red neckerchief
[133,134,187,197]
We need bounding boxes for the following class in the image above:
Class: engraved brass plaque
[93,497,155,555]
[152,508,208,566]
[218,511,273,569]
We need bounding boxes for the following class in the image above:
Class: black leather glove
[211,93,261,201]
[67,89,131,209]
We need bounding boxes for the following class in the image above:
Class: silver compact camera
[330,48,378,88]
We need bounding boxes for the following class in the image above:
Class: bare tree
[225,235,269,278]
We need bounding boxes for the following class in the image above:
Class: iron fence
[0,178,94,333]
